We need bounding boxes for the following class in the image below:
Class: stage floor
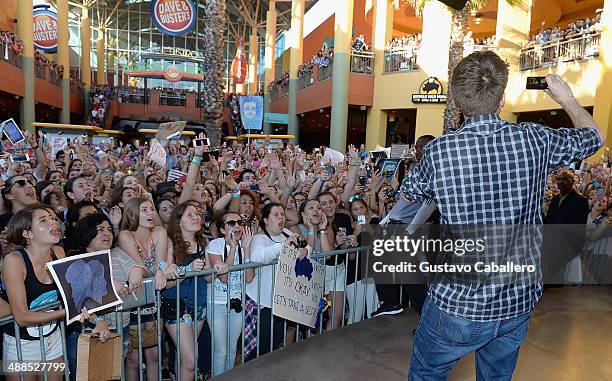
[215,287,612,381]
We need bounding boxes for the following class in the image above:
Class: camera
[229,298,242,313]
[385,188,397,198]
[291,237,308,249]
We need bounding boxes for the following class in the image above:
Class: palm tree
[201,0,227,145]
[401,0,522,133]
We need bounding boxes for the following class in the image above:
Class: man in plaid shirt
[404,51,604,380]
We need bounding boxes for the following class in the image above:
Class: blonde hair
[121,197,152,231]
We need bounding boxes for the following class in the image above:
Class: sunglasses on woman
[6,179,35,192]
[224,219,245,227]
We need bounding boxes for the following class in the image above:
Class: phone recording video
[526,77,548,90]
[193,138,210,147]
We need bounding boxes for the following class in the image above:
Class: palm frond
[397,0,526,13]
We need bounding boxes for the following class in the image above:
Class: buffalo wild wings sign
[412,77,448,103]
[151,0,197,37]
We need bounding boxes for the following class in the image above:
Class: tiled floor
[215,287,612,381]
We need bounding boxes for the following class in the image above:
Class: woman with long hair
[163,200,217,381]
[207,212,255,375]
[346,197,380,323]
[118,197,170,381]
[244,202,309,361]
[67,213,145,381]
[1,205,89,381]
[154,196,175,230]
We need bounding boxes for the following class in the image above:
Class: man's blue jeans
[408,297,531,381]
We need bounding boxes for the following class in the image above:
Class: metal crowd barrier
[0,247,380,381]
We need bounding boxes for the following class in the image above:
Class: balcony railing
[519,32,601,71]
[0,42,22,68]
[34,64,46,79]
[49,71,61,87]
[318,63,333,81]
[298,71,314,90]
[384,48,419,73]
[118,92,148,104]
[350,52,374,74]
[160,95,187,107]
[280,83,289,98]
[270,89,279,101]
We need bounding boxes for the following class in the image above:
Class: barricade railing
[519,32,601,71]
[350,52,374,75]
[384,48,419,73]
[0,246,377,380]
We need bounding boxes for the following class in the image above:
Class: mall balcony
[0,41,84,124]
[269,51,375,116]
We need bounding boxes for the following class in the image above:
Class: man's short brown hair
[451,51,509,117]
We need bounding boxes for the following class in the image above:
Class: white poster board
[47,250,123,325]
[146,139,167,168]
[273,245,325,328]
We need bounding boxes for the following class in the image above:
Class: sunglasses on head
[348,194,364,203]
[225,219,245,227]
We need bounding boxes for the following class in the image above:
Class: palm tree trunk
[201,0,227,145]
[443,5,469,133]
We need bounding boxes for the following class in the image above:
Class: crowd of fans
[267,71,289,95]
[0,117,606,380]
[86,85,114,127]
[524,14,602,49]
[226,93,243,134]
[0,29,24,65]
[521,14,603,69]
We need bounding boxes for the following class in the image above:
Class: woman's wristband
[307,231,316,237]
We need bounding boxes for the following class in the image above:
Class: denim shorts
[164,305,206,326]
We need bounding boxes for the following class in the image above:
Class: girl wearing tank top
[1,205,90,381]
[117,197,170,381]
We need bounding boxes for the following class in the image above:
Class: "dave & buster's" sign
[33,5,58,53]
[151,0,197,37]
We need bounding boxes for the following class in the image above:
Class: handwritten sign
[273,245,324,327]
[146,139,167,168]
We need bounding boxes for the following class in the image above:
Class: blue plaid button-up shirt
[400,114,602,320]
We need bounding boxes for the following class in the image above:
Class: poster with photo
[47,250,123,325]
[273,245,325,328]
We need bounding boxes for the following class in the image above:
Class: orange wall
[0,0,17,32]
[302,0,373,61]
[270,70,374,114]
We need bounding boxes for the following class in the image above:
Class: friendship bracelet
[307,231,316,237]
